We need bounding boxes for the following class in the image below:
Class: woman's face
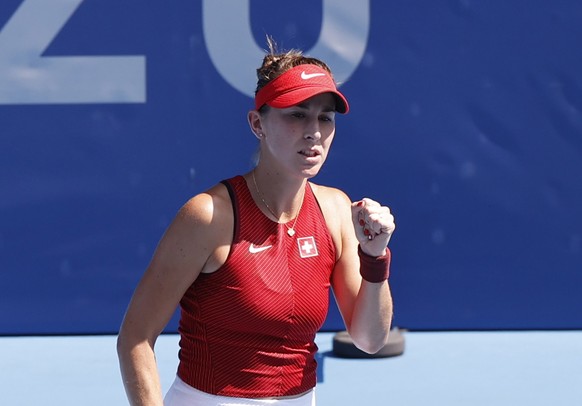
[257,93,337,179]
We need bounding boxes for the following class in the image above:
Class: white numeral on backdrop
[0,0,146,105]
[202,0,370,97]
[0,0,369,105]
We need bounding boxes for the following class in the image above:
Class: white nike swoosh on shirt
[249,243,273,254]
[301,71,326,80]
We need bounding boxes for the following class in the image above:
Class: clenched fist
[351,198,395,257]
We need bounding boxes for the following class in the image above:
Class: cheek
[264,133,294,156]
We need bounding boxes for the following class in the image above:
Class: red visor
[255,64,349,114]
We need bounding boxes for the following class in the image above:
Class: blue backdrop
[1,0,581,334]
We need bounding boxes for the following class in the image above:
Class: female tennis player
[117,39,396,406]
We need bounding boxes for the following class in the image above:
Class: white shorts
[164,376,316,406]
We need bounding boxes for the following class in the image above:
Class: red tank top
[177,176,336,398]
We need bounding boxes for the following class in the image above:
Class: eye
[291,112,306,119]
[319,114,334,122]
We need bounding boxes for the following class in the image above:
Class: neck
[249,168,306,222]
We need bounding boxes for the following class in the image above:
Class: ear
[247,110,264,140]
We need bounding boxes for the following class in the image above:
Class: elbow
[116,322,141,359]
[351,331,390,355]
[116,329,129,359]
[116,323,158,359]
[356,338,389,355]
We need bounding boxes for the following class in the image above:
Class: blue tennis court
[1,330,580,405]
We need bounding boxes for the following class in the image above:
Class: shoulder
[309,182,353,256]
[153,182,233,275]
[178,182,232,227]
[310,182,352,212]
[172,182,234,252]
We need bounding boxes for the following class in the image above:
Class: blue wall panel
[1,0,581,334]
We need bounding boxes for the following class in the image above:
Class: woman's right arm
[117,188,230,405]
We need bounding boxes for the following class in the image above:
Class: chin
[301,166,322,179]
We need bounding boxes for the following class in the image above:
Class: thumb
[351,199,364,219]
[351,200,366,240]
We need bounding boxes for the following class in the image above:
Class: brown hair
[254,37,333,96]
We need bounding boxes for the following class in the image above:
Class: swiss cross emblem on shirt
[297,236,318,258]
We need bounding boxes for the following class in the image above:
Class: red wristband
[358,245,391,283]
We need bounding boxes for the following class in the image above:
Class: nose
[304,119,322,141]
[304,131,322,141]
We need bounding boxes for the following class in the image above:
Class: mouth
[298,149,321,158]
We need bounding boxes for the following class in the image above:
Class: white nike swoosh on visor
[249,243,273,254]
[301,72,326,80]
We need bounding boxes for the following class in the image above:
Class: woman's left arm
[327,190,396,354]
